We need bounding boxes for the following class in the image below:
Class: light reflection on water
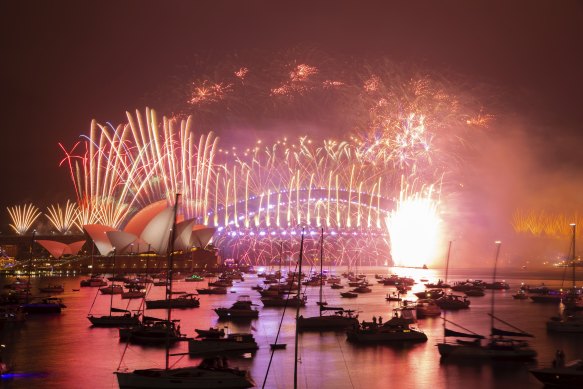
[1,266,581,388]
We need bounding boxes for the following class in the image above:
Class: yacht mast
[442,240,452,343]
[319,228,324,315]
[571,223,576,289]
[165,193,180,371]
[110,248,116,317]
[294,228,305,389]
[490,241,502,335]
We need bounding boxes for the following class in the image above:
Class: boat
[197,287,228,295]
[415,299,442,318]
[88,250,142,327]
[184,274,205,282]
[115,194,255,389]
[346,309,428,343]
[561,224,583,311]
[21,232,66,314]
[435,294,470,310]
[464,288,486,297]
[414,289,444,299]
[89,308,141,327]
[341,291,358,298]
[80,276,108,287]
[119,317,186,344]
[437,241,537,361]
[385,292,402,301]
[530,291,563,303]
[188,332,259,356]
[484,281,510,290]
[512,290,529,300]
[145,293,200,309]
[547,313,583,333]
[22,297,66,314]
[0,305,26,325]
[530,353,583,388]
[195,327,226,338]
[297,230,359,331]
[121,289,147,299]
[117,361,255,389]
[39,284,64,293]
[99,284,124,295]
[352,285,372,293]
[260,294,306,307]
[424,279,451,289]
[214,295,259,319]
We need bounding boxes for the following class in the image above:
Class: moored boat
[116,359,255,388]
[145,293,200,309]
[188,333,259,356]
[39,284,65,293]
[415,299,441,318]
[215,295,259,319]
[530,355,583,388]
[346,311,427,343]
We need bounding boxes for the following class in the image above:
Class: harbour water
[1,266,582,388]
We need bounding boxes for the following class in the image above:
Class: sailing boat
[435,242,470,310]
[115,194,255,388]
[547,223,583,332]
[88,248,141,327]
[297,229,359,331]
[21,230,66,314]
[559,223,583,311]
[437,241,537,360]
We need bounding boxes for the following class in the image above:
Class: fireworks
[7,203,41,235]
[45,200,81,234]
[386,177,441,267]
[29,55,490,266]
[512,209,583,238]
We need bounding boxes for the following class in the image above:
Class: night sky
[1,1,582,262]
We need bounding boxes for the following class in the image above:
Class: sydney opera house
[26,200,219,273]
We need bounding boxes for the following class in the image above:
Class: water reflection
[0,267,577,388]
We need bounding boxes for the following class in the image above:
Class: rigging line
[262,260,300,389]
[442,317,482,335]
[487,313,532,334]
[335,332,355,389]
[88,286,100,314]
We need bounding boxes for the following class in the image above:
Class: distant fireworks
[7,204,41,235]
[512,209,583,238]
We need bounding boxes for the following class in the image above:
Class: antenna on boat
[490,241,502,336]
[294,227,305,389]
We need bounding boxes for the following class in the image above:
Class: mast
[442,240,452,343]
[490,241,502,335]
[319,228,324,315]
[444,241,452,285]
[27,229,36,304]
[165,193,180,371]
[571,223,576,289]
[294,227,305,389]
[110,248,116,316]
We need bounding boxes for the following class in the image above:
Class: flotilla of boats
[3,224,583,388]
